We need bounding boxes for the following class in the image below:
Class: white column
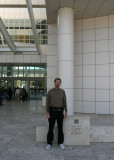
[57,7,74,115]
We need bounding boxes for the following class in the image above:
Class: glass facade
[0,65,46,78]
[0,19,47,45]
[0,6,47,46]
[0,2,47,99]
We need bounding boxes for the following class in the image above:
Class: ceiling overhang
[46,0,114,24]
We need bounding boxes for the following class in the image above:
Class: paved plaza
[0,100,114,160]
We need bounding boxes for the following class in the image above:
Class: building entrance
[0,78,46,100]
[14,80,28,93]
[0,64,47,100]
[30,80,45,99]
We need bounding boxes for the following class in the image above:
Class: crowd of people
[0,87,28,105]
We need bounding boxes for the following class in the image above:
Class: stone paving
[0,100,114,160]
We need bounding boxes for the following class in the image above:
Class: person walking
[15,87,21,102]
[8,87,13,101]
[46,78,68,150]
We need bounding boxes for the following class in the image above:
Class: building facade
[1,0,114,114]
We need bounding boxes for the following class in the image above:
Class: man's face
[54,80,61,88]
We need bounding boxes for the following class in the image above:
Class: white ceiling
[46,0,114,23]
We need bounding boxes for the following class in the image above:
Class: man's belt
[49,107,64,111]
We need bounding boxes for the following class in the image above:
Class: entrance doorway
[30,79,45,99]
[0,78,46,100]
[0,64,47,100]
[14,80,28,93]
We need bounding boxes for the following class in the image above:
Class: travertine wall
[74,15,114,114]
[0,45,47,64]
[47,15,114,114]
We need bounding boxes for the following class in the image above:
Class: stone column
[57,7,74,115]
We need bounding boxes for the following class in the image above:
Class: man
[46,78,68,150]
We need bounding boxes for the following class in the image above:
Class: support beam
[0,18,16,53]
[26,0,41,54]
[0,46,37,52]
[0,4,46,8]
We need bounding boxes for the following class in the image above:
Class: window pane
[30,72,34,77]
[13,72,18,77]
[41,67,46,77]
[7,66,12,77]
[13,66,18,71]
[24,66,29,72]
[3,66,7,71]
[30,66,34,77]
[19,72,23,77]
[35,67,40,77]
[2,72,7,77]
[35,72,40,77]
[24,72,29,77]
[19,66,23,70]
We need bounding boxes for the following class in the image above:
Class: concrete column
[57,7,74,115]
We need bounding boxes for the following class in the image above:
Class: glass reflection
[0,65,46,78]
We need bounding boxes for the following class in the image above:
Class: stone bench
[36,116,90,146]
[90,126,114,142]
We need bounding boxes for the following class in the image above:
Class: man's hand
[64,112,68,118]
[46,112,50,119]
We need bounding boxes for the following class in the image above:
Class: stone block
[36,116,90,146]
[36,126,58,143]
[90,126,114,142]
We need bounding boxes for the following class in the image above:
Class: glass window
[24,72,29,77]
[40,39,45,44]
[0,65,46,78]
[41,20,46,24]
[41,67,45,77]
[19,66,23,77]
[3,19,8,23]
[3,66,7,71]
[2,72,7,77]
[20,19,24,27]
[41,25,47,29]
[19,72,23,77]
[30,66,34,77]
[7,66,12,77]
[36,24,40,29]
[14,20,19,27]
[13,66,18,71]
[9,19,13,23]
[19,66,23,70]
[13,72,18,77]
[35,67,40,77]
[30,40,35,44]
[24,66,29,72]
[13,66,18,77]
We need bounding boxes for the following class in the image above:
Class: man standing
[46,78,68,150]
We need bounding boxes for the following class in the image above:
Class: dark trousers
[47,108,64,145]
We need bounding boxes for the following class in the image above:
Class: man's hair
[54,78,61,83]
